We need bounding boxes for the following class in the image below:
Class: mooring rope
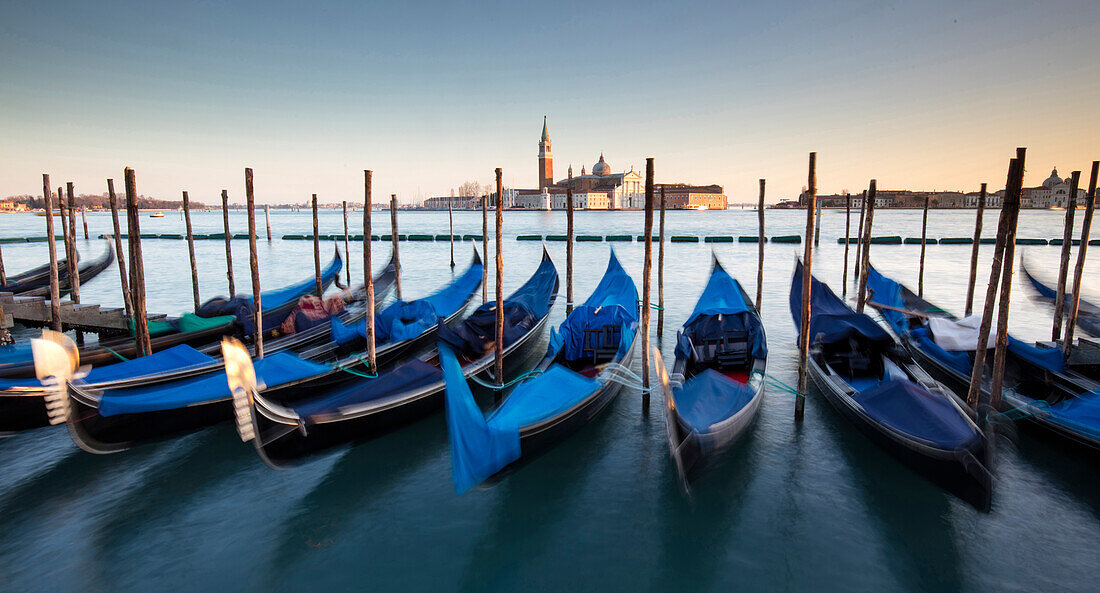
[469,368,543,390]
[751,370,808,400]
[331,354,378,379]
[102,345,129,362]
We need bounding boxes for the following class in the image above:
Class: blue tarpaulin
[1007,336,1066,374]
[853,379,980,449]
[790,261,892,346]
[97,352,331,417]
[0,344,216,390]
[331,257,482,346]
[1047,390,1100,440]
[293,358,441,420]
[673,369,756,431]
[684,261,751,327]
[549,251,638,361]
[866,268,908,336]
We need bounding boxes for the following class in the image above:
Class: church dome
[1042,168,1063,188]
[592,154,611,176]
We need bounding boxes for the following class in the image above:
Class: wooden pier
[0,291,166,332]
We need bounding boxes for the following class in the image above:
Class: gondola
[0,248,350,379]
[37,252,480,452]
[228,249,558,468]
[661,256,767,489]
[791,261,992,511]
[866,266,1100,454]
[0,240,115,297]
[0,253,397,433]
[1021,261,1100,338]
[441,249,636,493]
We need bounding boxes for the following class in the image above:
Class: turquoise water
[0,208,1097,592]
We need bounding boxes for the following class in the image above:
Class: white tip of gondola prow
[222,337,258,442]
[33,330,79,425]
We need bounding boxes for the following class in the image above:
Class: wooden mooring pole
[856,181,877,313]
[854,189,867,284]
[658,184,667,335]
[391,194,401,300]
[61,184,79,303]
[481,190,488,303]
[796,152,818,423]
[265,204,272,242]
[221,190,235,296]
[1064,161,1098,357]
[342,200,351,283]
[967,154,1024,408]
[494,169,504,395]
[918,194,930,297]
[182,191,200,311]
[566,185,574,316]
[41,174,61,331]
[363,170,377,374]
[756,180,765,310]
[989,148,1027,409]
[1052,171,1081,340]
[841,193,851,298]
[448,196,455,268]
[246,168,263,359]
[312,193,322,296]
[965,184,987,317]
[124,168,151,357]
[814,198,822,247]
[107,179,133,317]
[641,158,654,412]
[81,207,89,240]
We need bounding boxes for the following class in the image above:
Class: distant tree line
[1,193,206,210]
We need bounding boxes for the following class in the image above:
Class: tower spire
[538,116,553,190]
[542,116,549,141]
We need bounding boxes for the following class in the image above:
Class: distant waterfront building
[510,118,726,210]
[1022,168,1087,209]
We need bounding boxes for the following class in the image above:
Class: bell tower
[538,116,553,190]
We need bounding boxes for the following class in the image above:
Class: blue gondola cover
[791,262,891,346]
[673,369,756,430]
[853,379,981,449]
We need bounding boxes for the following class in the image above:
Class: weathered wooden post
[1052,170,1081,340]
[481,190,488,303]
[81,207,89,240]
[641,158,655,411]
[494,169,504,395]
[841,193,851,297]
[918,194,930,297]
[856,181,877,313]
[0,234,5,285]
[363,171,377,374]
[796,152,818,423]
[57,187,74,300]
[107,179,133,317]
[182,191,200,310]
[246,168,263,359]
[989,149,1027,409]
[854,189,867,283]
[566,185,574,316]
[312,193,322,296]
[265,204,272,241]
[124,168,151,357]
[342,200,351,283]
[448,195,455,268]
[756,180,765,310]
[1064,161,1098,357]
[391,194,401,300]
[814,197,822,247]
[65,183,81,304]
[42,174,61,331]
[965,184,987,316]
[658,184,667,334]
[967,155,1023,408]
[221,190,235,296]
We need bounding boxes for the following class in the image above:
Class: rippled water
[0,208,1097,592]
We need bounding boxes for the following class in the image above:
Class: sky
[2,0,1099,205]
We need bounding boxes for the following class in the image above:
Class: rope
[752,370,807,400]
[469,368,543,390]
[331,354,378,379]
[601,362,652,393]
[102,345,129,362]
[637,299,664,311]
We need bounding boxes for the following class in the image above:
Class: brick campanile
[538,116,553,190]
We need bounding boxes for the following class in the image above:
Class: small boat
[0,240,115,297]
[42,253,479,451]
[0,254,397,433]
[230,249,557,468]
[866,266,1100,454]
[150,211,164,218]
[1021,262,1099,338]
[441,249,637,492]
[684,204,707,211]
[791,261,992,511]
[661,256,767,489]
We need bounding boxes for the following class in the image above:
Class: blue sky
[2,0,1098,204]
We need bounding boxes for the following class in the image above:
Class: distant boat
[150,211,165,218]
[1050,206,1065,211]
[684,204,707,211]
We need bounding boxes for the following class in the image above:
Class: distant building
[1022,168,1087,209]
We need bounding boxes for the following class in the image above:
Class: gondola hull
[252,313,552,466]
[806,352,992,511]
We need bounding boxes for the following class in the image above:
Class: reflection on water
[0,209,1097,592]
